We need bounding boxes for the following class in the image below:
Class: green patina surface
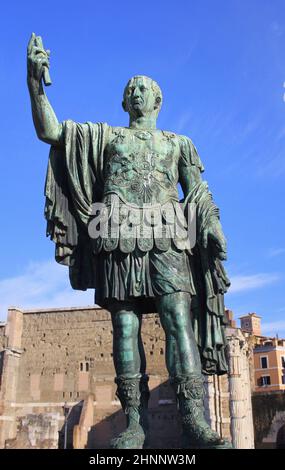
[27,34,231,449]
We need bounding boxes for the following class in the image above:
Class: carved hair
[122,75,163,114]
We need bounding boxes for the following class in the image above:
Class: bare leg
[110,301,142,377]
[155,291,201,376]
[138,315,147,376]
[165,333,183,377]
[108,301,149,449]
[155,291,231,449]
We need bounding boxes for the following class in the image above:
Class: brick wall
[0,306,249,448]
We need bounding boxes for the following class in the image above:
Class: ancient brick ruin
[0,306,254,448]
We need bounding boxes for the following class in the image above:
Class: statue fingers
[216,237,227,259]
[212,231,226,250]
[30,55,49,80]
[217,250,227,261]
[28,47,49,78]
[210,231,227,259]
[215,226,227,252]
[34,36,50,59]
[37,57,49,69]
[31,46,48,58]
[27,32,36,54]
[27,35,51,83]
[35,35,44,49]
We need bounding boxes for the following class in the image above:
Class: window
[261,356,268,369]
[281,356,285,368]
[282,375,285,385]
[260,376,271,386]
[80,361,89,372]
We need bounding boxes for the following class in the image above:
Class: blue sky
[0,0,284,336]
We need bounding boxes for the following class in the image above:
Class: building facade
[240,313,285,448]
[0,306,254,449]
[240,313,285,393]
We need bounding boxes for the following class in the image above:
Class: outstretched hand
[201,219,227,260]
[27,33,52,86]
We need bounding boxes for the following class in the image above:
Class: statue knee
[157,292,193,340]
[172,309,191,329]
[161,306,193,341]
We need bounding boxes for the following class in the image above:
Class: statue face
[124,76,158,118]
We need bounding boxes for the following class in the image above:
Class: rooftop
[239,313,262,319]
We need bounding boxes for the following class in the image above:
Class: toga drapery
[44,120,230,375]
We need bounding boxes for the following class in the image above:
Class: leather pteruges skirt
[95,246,195,313]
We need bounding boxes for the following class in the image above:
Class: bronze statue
[27,33,231,449]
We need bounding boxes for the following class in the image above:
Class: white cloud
[0,263,281,323]
[228,273,279,294]
[0,260,95,321]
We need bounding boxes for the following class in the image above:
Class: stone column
[204,374,231,439]
[227,329,255,449]
[204,375,218,431]
[227,332,244,448]
[241,339,255,448]
[0,308,23,448]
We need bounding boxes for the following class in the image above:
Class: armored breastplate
[91,127,190,254]
[103,128,180,206]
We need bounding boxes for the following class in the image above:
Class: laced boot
[110,375,148,449]
[171,373,232,449]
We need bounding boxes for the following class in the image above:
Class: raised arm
[27,33,62,146]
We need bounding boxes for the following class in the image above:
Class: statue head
[122,75,163,119]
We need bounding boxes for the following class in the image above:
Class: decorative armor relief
[90,127,191,254]
[103,128,180,205]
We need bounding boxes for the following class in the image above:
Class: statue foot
[110,375,150,449]
[182,423,232,449]
[110,424,146,449]
[171,374,233,450]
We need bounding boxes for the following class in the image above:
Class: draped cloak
[44,120,230,375]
